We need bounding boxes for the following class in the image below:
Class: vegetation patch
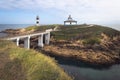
[83,38,101,45]
[0,40,72,80]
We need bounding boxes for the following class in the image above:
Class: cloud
[0,0,120,24]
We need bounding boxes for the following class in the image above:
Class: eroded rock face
[42,36,120,65]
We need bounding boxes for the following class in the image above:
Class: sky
[0,0,120,28]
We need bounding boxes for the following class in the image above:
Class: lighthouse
[36,16,40,26]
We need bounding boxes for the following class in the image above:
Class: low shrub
[83,38,101,45]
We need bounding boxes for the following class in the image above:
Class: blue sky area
[0,0,120,30]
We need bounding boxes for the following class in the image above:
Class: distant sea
[103,24,120,31]
[0,24,33,37]
[0,24,33,32]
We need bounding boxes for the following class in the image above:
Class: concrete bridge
[6,29,53,49]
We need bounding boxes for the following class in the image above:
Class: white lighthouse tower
[36,16,40,26]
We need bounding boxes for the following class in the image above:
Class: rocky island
[2,24,120,66]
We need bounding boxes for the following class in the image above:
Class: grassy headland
[0,40,72,80]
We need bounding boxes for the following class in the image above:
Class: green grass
[25,24,120,45]
[51,25,120,41]
[25,25,58,31]
[0,40,72,80]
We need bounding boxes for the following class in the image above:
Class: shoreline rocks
[41,40,120,66]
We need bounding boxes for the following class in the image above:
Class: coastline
[41,50,118,69]
[1,24,120,80]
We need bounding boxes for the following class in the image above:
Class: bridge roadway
[5,29,53,49]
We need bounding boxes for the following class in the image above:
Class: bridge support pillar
[45,32,50,45]
[24,36,30,49]
[16,38,20,46]
[38,34,44,47]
